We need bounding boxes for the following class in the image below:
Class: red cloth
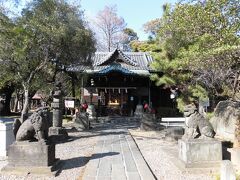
[151,108,156,114]
[144,103,149,109]
[82,103,88,110]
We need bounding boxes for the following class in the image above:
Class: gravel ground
[0,121,218,180]
[130,128,216,180]
[0,127,99,180]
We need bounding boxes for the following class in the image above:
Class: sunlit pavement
[82,118,155,180]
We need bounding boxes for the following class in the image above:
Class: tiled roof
[66,49,154,75]
[97,64,136,75]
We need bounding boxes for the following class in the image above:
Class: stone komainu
[13,107,50,141]
[182,104,215,140]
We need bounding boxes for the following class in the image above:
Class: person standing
[81,101,88,112]
[143,101,149,112]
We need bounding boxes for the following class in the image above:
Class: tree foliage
[121,28,138,51]
[143,18,161,40]
[0,0,96,118]
[130,40,161,52]
[150,0,240,108]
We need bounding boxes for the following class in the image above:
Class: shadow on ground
[56,152,119,176]
[56,118,140,144]
[222,141,233,161]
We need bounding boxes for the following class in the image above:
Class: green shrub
[206,112,214,120]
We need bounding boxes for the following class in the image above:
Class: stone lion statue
[182,104,215,140]
[13,107,50,142]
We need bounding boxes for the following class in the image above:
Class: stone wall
[0,118,14,158]
[210,100,240,142]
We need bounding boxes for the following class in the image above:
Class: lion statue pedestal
[178,104,222,169]
[1,107,60,176]
[2,141,60,175]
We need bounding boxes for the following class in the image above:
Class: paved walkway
[82,118,155,180]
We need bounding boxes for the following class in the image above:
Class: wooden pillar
[109,88,111,104]
[148,79,151,107]
[121,89,123,105]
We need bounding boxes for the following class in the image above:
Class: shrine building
[67,48,174,116]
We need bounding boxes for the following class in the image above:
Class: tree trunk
[21,86,29,122]
[232,72,240,100]
[13,92,19,112]
[4,88,13,115]
[108,36,111,52]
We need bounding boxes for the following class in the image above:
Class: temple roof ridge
[94,48,137,67]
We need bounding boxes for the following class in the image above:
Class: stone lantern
[49,82,68,141]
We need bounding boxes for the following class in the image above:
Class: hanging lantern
[90,78,94,86]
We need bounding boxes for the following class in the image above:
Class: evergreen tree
[149,0,240,110]
[0,0,96,119]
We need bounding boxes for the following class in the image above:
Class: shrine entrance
[83,71,150,117]
[97,87,136,116]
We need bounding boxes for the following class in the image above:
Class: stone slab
[83,166,98,177]
[97,162,111,177]
[178,139,222,168]
[127,172,141,180]
[124,154,138,172]
[210,100,240,141]
[137,164,155,180]
[1,159,61,176]
[82,119,155,180]
[7,141,56,167]
[0,119,14,158]
[48,127,68,142]
[221,160,236,180]
[228,148,240,167]
[1,141,60,176]
[97,176,111,180]
[161,146,220,174]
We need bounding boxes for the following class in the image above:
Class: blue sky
[2,0,177,40]
[81,0,178,40]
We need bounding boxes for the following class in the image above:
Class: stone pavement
[82,118,156,180]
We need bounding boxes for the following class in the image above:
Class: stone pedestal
[51,101,62,127]
[1,141,60,176]
[49,127,68,142]
[0,118,14,159]
[178,139,222,168]
[221,160,236,180]
[74,112,90,129]
[140,113,158,131]
[49,86,68,141]
[134,105,143,118]
[87,105,96,120]
[228,148,240,167]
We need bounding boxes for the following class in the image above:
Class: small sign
[65,100,75,108]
